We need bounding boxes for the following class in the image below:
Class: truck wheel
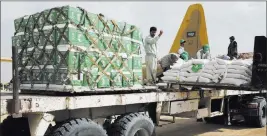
[254,98,266,128]
[245,98,266,128]
[109,113,155,136]
[50,118,107,136]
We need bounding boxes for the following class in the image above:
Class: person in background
[196,44,211,59]
[178,39,189,61]
[144,26,163,85]
[178,39,186,55]
[157,53,179,79]
[227,36,238,60]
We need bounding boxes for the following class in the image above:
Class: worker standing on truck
[144,26,163,85]
[196,44,211,59]
[178,39,189,61]
[157,53,179,79]
[178,39,186,55]
[227,36,238,60]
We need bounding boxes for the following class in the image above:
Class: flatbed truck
[1,4,267,136]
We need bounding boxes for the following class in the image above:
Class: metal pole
[12,45,20,116]
[224,96,231,126]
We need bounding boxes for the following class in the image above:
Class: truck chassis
[1,83,266,136]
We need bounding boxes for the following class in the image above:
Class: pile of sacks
[161,58,253,86]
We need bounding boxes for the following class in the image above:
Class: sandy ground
[156,116,266,136]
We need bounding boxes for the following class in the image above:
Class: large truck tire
[245,97,266,128]
[50,118,107,136]
[254,98,266,128]
[109,113,155,136]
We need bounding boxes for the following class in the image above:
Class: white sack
[199,72,214,80]
[227,65,252,76]
[171,59,185,70]
[201,69,215,75]
[214,69,227,74]
[162,76,177,81]
[180,61,193,69]
[204,65,216,71]
[225,73,251,81]
[198,77,212,83]
[163,72,179,76]
[227,69,250,77]
[220,78,248,86]
[192,59,209,65]
[216,58,231,65]
[184,76,199,82]
[214,64,227,69]
[231,59,252,67]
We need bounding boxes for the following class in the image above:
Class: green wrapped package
[69,74,83,86]
[97,74,110,88]
[80,52,99,73]
[14,5,143,91]
[122,72,133,87]
[132,56,142,70]
[120,39,132,54]
[131,42,141,55]
[98,55,112,73]
[82,74,98,88]
[111,70,123,87]
[133,71,143,86]
[122,56,133,71]
[40,29,56,47]
[131,26,142,41]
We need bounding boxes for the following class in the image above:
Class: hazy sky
[1,1,266,83]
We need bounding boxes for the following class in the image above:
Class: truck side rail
[164,81,264,91]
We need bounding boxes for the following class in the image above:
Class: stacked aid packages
[162,58,253,86]
[13,5,143,91]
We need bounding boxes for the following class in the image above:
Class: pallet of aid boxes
[12,5,144,92]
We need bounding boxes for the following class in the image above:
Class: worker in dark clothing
[227,36,238,60]
[157,53,179,80]
[159,53,179,72]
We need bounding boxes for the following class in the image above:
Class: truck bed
[1,85,266,117]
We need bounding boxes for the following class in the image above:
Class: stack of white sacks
[162,58,253,86]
